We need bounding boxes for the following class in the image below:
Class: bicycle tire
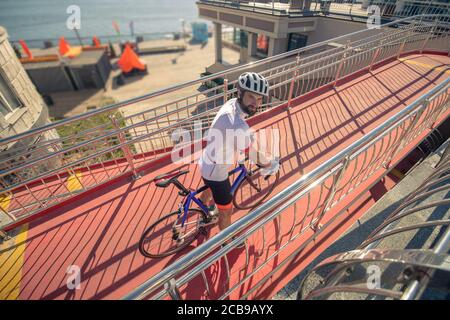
[139,208,206,258]
[232,168,280,210]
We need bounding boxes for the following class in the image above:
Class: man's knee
[216,202,233,211]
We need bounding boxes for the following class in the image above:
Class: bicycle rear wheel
[139,208,206,258]
[233,166,280,210]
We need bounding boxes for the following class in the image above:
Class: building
[23,49,112,94]
[0,26,59,182]
[198,0,449,73]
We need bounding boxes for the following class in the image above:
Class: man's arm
[245,130,280,176]
[248,144,271,167]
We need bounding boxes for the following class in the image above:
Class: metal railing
[0,14,448,231]
[122,18,449,300]
[297,142,450,300]
[123,75,449,300]
[198,0,450,20]
[9,31,180,50]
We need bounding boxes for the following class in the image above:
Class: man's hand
[259,158,280,176]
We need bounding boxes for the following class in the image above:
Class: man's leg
[216,203,233,231]
[202,177,233,228]
[203,178,243,247]
[199,188,213,207]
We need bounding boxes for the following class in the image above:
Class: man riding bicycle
[198,72,280,232]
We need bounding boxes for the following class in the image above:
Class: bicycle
[139,160,280,258]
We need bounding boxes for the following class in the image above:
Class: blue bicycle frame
[179,164,248,226]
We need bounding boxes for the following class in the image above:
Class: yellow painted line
[399,57,450,74]
[67,171,83,192]
[0,194,11,212]
[0,192,28,300]
[0,223,28,300]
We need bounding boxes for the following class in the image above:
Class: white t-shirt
[199,98,253,181]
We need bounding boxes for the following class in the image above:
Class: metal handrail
[0,14,438,147]
[198,0,450,19]
[298,141,450,300]
[0,23,416,181]
[0,14,448,278]
[122,72,450,299]
[0,15,442,167]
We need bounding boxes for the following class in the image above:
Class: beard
[240,101,257,117]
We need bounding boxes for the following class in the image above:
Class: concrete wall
[0,25,59,166]
[0,26,52,137]
[305,17,372,45]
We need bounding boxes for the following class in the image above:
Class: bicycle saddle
[154,170,189,188]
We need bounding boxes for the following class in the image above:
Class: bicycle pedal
[210,214,219,224]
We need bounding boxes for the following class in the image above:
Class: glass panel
[0,72,21,116]
[288,33,308,51]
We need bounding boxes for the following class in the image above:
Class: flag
[59,36,71,55]
[112,20,121,36]
[18,39,33,59]
[92,36,101,48]
[129,20,134,36]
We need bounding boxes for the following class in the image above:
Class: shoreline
[10,30,190,49]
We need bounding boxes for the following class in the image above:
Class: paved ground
[41,36,240,119]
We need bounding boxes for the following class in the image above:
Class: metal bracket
[0,229,10,241]
[398,265,430,284]
[164,278,182,300]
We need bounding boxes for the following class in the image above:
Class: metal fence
[123,72,449,300]
[297,142,450,300]
[0,14,448,232]
[198,0,450,20]
[121,15,449,300]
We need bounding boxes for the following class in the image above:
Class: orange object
[20,54,59,64]
[117,44,146,73]
[58,37,81,58]
[82,45,108,52]
[216,203,233,210]
[18,39,33,59]
[59,36,71,56]
[64,46,82,58]
[92,36,101,48]
[257,34,268,51]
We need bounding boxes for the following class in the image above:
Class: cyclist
[198,72,280,232]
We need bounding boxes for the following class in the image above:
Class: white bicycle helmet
[238,72,269,97]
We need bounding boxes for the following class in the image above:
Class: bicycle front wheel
[233,167,280,210]
[139,208,206,258]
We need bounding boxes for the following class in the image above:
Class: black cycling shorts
[202,177,232,206]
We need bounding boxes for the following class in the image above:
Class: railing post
[164,278,182,300]
[0,229,10,240]
[369,43,382,71]
[313,156,351,231]
[383,100,428,169]
[420,19,438,54]
[397,40,406,59]
[287,54,301,109]
[223,78,228,103]
[420,30,431,54]
[110,114,140,180]
[334,40,351,86]
[427,97,445,130]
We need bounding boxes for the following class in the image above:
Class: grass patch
[53,96,136,163]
